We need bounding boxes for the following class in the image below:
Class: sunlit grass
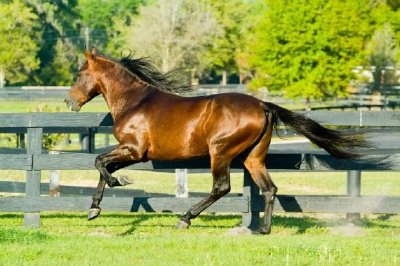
[0,99,108,113]
[0,212,400,265]
[1,170,399,196]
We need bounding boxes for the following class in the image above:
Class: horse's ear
[84,47,94,61]
[92,47,98,56]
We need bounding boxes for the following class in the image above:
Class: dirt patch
[330,223,365,237]
[226,226,253,236]
[88,231,113,237]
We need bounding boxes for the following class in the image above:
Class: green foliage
[123,0,219,73]
[25,0,80,85]
[199,0,250,79]
[76,0,143,56]
[366,23,399,89]
[39,39,77,86]
[29,104,65,150]
[1,0,399,102]
[0,0,40,84]
[248,0,373,99]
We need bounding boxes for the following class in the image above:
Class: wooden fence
[0,111,399,229]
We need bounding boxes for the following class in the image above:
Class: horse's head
[65,48,102,112]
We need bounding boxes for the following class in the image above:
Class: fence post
[24,127,42,227]
[81,128,95,153]
[242,169,260,230]
[175,169,188,198]
[346,170,361,223]
[48,151,60,197]
[104,134,110,147]
[17,133,25,148]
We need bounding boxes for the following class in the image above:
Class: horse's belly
[147,140,209,160]
[147,126,209,160]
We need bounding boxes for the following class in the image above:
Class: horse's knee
[221,183,231,195]
[95,155,105,170]
[263,188,277,204]
[213,182,230,197]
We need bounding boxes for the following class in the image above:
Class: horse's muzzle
[64,96,81,112]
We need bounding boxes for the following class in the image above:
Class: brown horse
[65,48,368,234]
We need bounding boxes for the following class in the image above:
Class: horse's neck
[98,70,153,120]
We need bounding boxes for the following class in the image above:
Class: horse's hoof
[176,220,190,229]
[88,208,101,220]
[117,175,133,186]
[259,227,271,235]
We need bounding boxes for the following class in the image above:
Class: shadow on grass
[271,215,323,234]
[119,213,324,235]
[361,215,400,229]
[0,213,23,219]
[2,212,399,235]
[119,213,157,235]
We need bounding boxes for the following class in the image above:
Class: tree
[76,0,143,56]
[40,39,78,86]
[364,1,400,90]
[248,0,372,100]
[123,0,219,75]
[199,0,251,84]
[366,23,398,89]
[0,0,40,85]
[24,0,80,85]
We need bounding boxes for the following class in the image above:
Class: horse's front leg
[88,145,138,220]
[89,161,134,220]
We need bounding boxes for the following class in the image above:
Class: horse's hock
[0,111,399,229]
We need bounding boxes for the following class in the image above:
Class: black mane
[119,54,192,94]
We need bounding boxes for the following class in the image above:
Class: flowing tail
[263,102,370,159]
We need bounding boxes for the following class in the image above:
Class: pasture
[1,212,400,265]
[0,99,108,113]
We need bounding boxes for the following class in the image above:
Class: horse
[65,48,369,234]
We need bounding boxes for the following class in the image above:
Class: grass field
[0,212,400,265]
[0,99,108,113]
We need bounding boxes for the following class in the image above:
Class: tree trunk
[221,70,227,85]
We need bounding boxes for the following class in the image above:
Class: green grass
[1,169,399,195]
[0,212,400,265]
[0,99,108,113]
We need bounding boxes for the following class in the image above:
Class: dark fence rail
[0,111,399,229]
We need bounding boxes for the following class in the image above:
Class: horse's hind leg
[177,157,231,228]
[243,116,277,234]
[244,160,277,234]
